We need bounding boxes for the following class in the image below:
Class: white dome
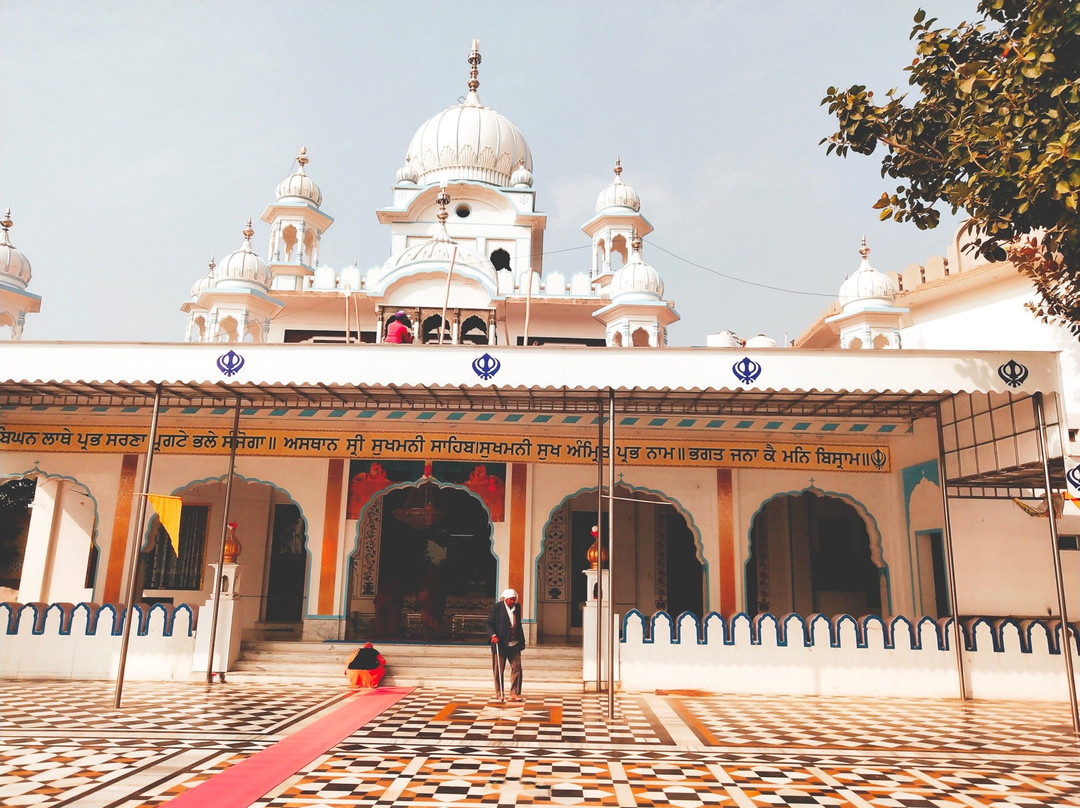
[744,333,777,348]
[190,256,216,297]
[595,159,640,213]
[214,221,271,291]
[275,147,323,207]
[609,238,663,300]
[839,239,897,308]
[0,210,31,290]
[396,158,419,185]
[404,43,531,187]
[381,235,496,285]
[510,161,533,188]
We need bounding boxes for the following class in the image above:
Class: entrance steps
[229,640,585,690]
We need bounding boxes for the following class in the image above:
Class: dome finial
[243,218,255,241]
[859,235,870,260]
[0,208,12,247]
[631,229,642,254]
[468,39,481,94]
[208,255,216,271]
[436,184,450,226]
[614,158,623,179]
[296,146,309,170]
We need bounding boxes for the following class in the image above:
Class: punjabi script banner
[0,423,892,472]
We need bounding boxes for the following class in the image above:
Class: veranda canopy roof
[0,342,1062,418]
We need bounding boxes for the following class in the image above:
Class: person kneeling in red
[345,642,386,688]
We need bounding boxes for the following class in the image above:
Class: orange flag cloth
[147,494,183,555]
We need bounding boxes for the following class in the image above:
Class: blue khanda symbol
[472,352,501,380]
[217,350,245,377]
[1067,465,1080,492]
[732,357,762,385]
[997,359,1028,388]
[871,449,887,470]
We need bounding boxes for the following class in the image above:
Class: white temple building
[0,42,1077,718]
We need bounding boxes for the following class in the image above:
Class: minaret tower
[181,220,283,342]
[592,231,678,347]
[826,237,908,349]
[261,147,334,292]
[0,209,41,340]
[581,159,654,286]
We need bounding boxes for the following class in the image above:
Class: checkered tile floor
[1,680,1077,807]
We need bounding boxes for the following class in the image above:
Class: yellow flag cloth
[147,494,183,555]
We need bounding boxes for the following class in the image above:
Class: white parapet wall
[1,602,197,680]
[620,610,1080,702]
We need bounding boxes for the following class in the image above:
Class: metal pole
[595,397,604,692]
[438,244,458,345]
[933,402,968,701]
[1033,392,1080,735]
[204,399,243,682]
[606,388,616,720]
[113,383,163,709]
[522,268,534,346]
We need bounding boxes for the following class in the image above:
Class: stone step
[229,640,585,688]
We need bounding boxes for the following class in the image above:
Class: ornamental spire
[467,39,481,95]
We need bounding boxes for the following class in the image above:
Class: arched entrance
[0,473,99,603]
[346,479,496,642]
[537,485,704,640]
[746,488,885,617]
[141,477,308,624]
[0,477,37,596]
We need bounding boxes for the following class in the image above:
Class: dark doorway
[369,484,495,641]
[0,477,35,591]
[570,512,604,628]
[664,508,703,619]
[265,504,307,622]
[746,491,881,617]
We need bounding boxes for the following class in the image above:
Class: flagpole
[113,382,163,709]
[205,397,243,682]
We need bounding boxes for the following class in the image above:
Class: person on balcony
[385,311,413,344]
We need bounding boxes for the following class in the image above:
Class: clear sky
[2,0,977,346]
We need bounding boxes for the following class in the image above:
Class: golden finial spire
[296,146,309,170]
[243,219,255,241]
[468,39,481,94]
[859,235,870,260]
[208,255,216,271]
[436,185,450,226]
[614,158,623,179]
[1,208,12,232]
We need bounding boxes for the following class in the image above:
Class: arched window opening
[847,337,864,350]
[632,327,650,347]
[746,491,882,617]
[460,315,488,345]
[611,331,623,347]
[217,316,239,343]
[281,224,298,261]
[422,314,451,344]
[873,334,890,349]
[490,248,511,272]
[611,234,628,267]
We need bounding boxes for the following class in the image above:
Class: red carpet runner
[165,686,412,808]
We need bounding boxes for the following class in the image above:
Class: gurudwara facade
[1,43,1077,718]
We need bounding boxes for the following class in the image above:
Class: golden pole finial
[468,39,481,94]
[297,146,309,169]
[243,219,255,241]
[859,235,870,260]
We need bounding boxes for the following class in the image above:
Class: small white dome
[214,220,271,291]
[510,160,533,188]
[396,158,419,185]
[595,159,641,213]
[275,147,323,207]
[744,333,777,348]
[191,256,216,297]
[404,42,532,187]
[608,236,663,300]
[839,239,897,308]
[0,209,31,290]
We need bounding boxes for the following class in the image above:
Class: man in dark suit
[486,588,526,702]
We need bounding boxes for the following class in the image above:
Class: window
[1058,535,1080,551]
[142,504,209,590]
